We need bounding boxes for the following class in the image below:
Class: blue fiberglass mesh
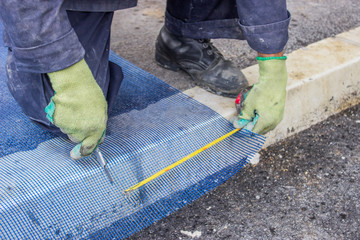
[0,25,265,239]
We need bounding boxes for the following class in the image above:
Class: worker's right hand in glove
[232,56,288,135]
[45,59,108,160]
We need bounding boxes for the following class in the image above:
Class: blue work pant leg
[164,0,290,53]
[236,0,290,54]
[6,11,123,137]
[165,0,244,39]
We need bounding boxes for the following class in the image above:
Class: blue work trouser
[165,0,290,54]
[5,1,290,137]
[5,12,123,137]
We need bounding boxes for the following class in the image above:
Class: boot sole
[155,51,180,72]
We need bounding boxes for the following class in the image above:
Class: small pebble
[180,230,202,238]
[250,153,260,165]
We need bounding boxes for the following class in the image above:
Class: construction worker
[0,0,290,159]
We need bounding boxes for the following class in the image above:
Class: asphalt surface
[108,1,360,239]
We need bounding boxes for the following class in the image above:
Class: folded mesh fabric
[0,24,265,239]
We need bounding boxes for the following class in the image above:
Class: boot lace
[197,39,222,57]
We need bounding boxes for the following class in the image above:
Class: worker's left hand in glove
[45,59,108,160]
[232,56,288,135]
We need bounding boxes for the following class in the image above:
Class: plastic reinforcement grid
[0,26,265,239]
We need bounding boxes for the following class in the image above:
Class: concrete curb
[184,27,360,147]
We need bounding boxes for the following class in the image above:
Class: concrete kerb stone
[184,26,360,147]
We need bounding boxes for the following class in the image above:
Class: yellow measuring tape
[124,128,241,193]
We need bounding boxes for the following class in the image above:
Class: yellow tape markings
[124,128,240,193]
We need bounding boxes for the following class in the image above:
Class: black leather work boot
[155,27,248,97]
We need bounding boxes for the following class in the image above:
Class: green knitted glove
[232,56,287,135]
[45,59,108,160]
